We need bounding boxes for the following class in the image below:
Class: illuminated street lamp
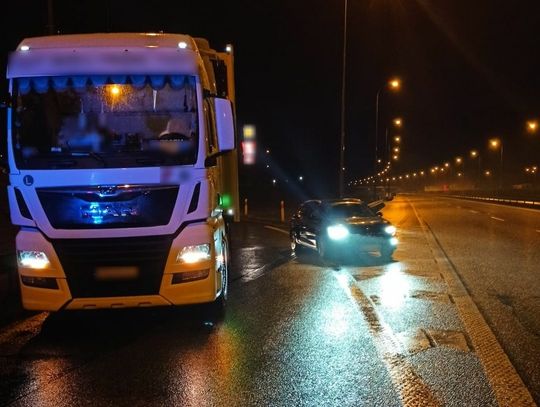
[488,138,504,188]
[374,77,401,197]
[469,149,482,182]
[394,136,401,143]
[526,120,539,134]
[455,157,462,164]
[393,117,403,127]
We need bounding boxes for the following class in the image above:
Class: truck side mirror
[213,98,235,152]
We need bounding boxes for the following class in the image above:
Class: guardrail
[447,194,540,208]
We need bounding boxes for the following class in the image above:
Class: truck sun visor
[16,75,196,94]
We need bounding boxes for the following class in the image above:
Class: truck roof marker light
[178,41,188,49]
[20,45,30,51]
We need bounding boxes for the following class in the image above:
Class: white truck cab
[5,33,238,314]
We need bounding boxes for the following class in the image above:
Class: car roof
[299,198,366,207]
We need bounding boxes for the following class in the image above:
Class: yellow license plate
[95,266,139,281]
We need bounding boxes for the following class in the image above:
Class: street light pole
[499,141,504,189]
[338,0,348,198]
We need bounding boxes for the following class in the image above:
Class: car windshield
[328,203,375,218]
[12,74,198,169]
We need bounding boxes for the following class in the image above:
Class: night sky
[2,0,540,197]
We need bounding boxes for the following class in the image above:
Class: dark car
[289,198,398,260]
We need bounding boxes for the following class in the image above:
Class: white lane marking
[490,216,505,222]
[264,225,289,235]
[336,273,441,406]
[469,210,479,214]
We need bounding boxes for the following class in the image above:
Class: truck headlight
[176,244,211,264]
[327,224,349,240]
[384,225,397,236]
[17,251,50,269]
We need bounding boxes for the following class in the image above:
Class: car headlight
[327,224,349,240]
[176,244,211,264]
[17,251,50,269]
[384,225,397,236]
[389,237,399,246]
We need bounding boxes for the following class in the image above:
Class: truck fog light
[17,251,50,269]
[389,237,399,246]
[21,275,58,289]
[172,269,210,284]
[176,244,211,264]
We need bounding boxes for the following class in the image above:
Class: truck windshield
[12,75,198,169]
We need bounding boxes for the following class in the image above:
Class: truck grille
[51,235,173,298]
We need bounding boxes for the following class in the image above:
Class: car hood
[343,217,386,226]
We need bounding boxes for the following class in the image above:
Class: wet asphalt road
[0,195,538,406]
[405,194,540,403]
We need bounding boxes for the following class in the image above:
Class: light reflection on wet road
[0,196,537,406]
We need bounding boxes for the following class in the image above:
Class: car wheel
[290,232,303,254]
[380,244,395,261]
[317,237,330,260]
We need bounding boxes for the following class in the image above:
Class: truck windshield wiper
[68,151,107,167]
[136,157,165,166]
[47,159,78,169]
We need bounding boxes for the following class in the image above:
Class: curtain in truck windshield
[12,75,198,169]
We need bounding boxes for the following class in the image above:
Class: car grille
[348,224,386,237]
[51,235,173,298]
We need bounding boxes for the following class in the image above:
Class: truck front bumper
[16,224,220,311]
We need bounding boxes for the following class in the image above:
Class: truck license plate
[95,267,139,281]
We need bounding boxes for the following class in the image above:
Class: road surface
[0,195,537,406]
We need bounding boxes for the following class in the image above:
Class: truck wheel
[204,238,229,321]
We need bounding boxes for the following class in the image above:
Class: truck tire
[204,237,229,321]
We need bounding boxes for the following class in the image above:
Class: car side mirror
[213,98,235,153]
[0,93,12,109]
[0,154,8,174]
[368,199,385,214]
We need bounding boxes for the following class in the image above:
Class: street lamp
[374,78,401,198]
[469,149,482,185]
[338,0,349,197]
[526,120,539,134]
[488,138,504,188]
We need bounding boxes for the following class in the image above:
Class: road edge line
[407,197,536,407]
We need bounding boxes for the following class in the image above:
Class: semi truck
[4,33,239,316]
